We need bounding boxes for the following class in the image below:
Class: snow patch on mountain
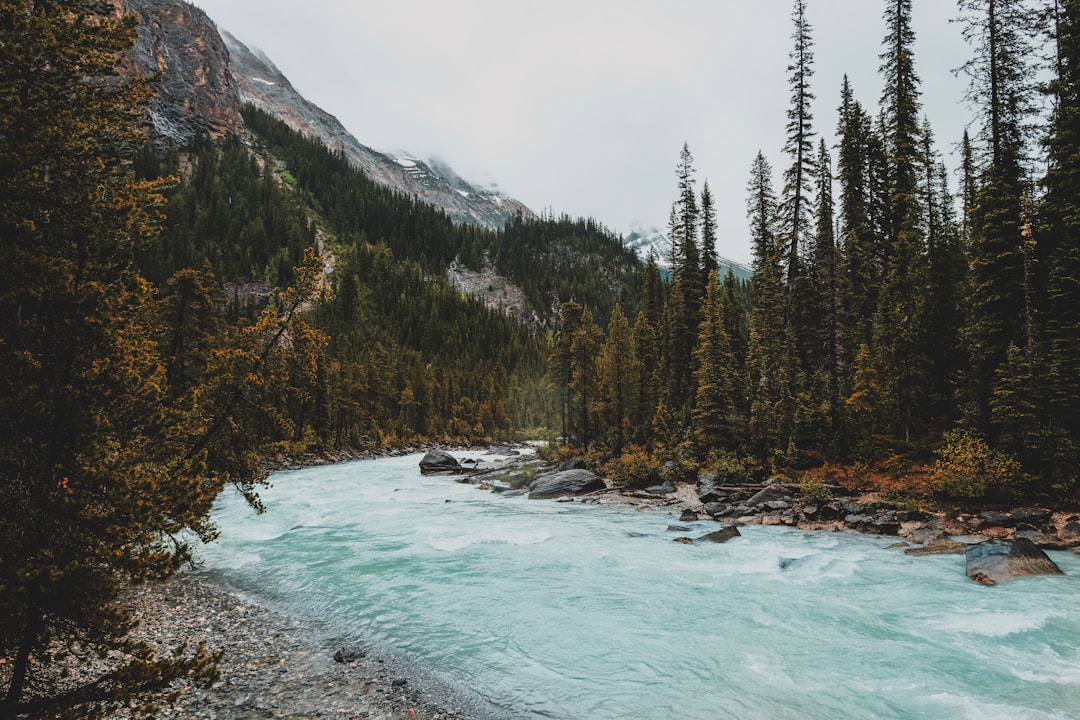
[623,222,752,280]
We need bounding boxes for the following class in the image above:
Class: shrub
[930,430,1021,498]
[602,446,663,490]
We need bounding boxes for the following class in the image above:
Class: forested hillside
[130,106,644,447]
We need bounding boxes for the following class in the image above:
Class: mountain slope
[119,0,532,231]
[220,29,534,231]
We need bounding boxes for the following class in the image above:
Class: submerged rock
[419,450,462,475]
[965,538,1064,585]
[528,469,605,500]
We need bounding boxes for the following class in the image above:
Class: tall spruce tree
[746,152,794,458]
[694,274,739,453]
[700,181,720,282]
[780,0,818,318]
[875,0,929,440]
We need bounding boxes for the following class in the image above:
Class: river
[198,451,1080,719]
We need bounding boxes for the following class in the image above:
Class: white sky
[191,0,973,265]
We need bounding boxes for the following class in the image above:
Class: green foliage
[601,447,663,490]
[798,475,833,502]
[930,430,1021,498]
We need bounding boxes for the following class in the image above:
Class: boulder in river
[528,469,605,500]
[697,525,741,543]
[419,450,463,475]
[965,538,1064,585]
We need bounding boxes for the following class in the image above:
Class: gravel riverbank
[109,572,499,720]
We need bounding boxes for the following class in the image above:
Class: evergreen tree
[746,153,794,458]
[780,0,818,316]
[875,0,929,440]
[0,4,325,713]
[700,180,720,282]
[835,77,880,386]
[596,304,639,454]
[694,274,739,453]
[810,138,841,438]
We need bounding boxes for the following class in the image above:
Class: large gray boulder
[965,538,1064,585]
[528,469,605,500]
[746,482,790,509]
[419,450,462,475]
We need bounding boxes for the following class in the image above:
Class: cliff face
[221,30,534,230]
[120,0,243,145]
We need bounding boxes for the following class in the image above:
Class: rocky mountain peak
[120,0,243,145]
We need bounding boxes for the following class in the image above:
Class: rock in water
[965,538,1064,585]
[697,526,741,543]
[419,450,462,475]
[528,470,605,499]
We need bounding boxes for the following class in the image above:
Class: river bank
[107,573,497,720]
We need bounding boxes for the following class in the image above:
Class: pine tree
[875,0,929,440]
[0,3,323,713]
[835,77,880,388]
[811,138,841,438]
[700,180,719,282]
[694,274,739,453]
[780,0,818,316]
[746,152,794,458]
[596,304,639,454]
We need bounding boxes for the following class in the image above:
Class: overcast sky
[192,0,973,265]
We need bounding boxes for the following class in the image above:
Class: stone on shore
[528,469,605,499]
[419,450,462,475]
[645,480,676,495]
[745,482,790,509]
[965,538,1064,585]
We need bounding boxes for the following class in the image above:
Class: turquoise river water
[198,452,1080,719]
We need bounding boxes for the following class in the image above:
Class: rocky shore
[107,573,497,720]
[421,448,1080,555]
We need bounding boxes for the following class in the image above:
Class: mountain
[120,0,532,231]
[623,224,753,281]
[122,0,244,144]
